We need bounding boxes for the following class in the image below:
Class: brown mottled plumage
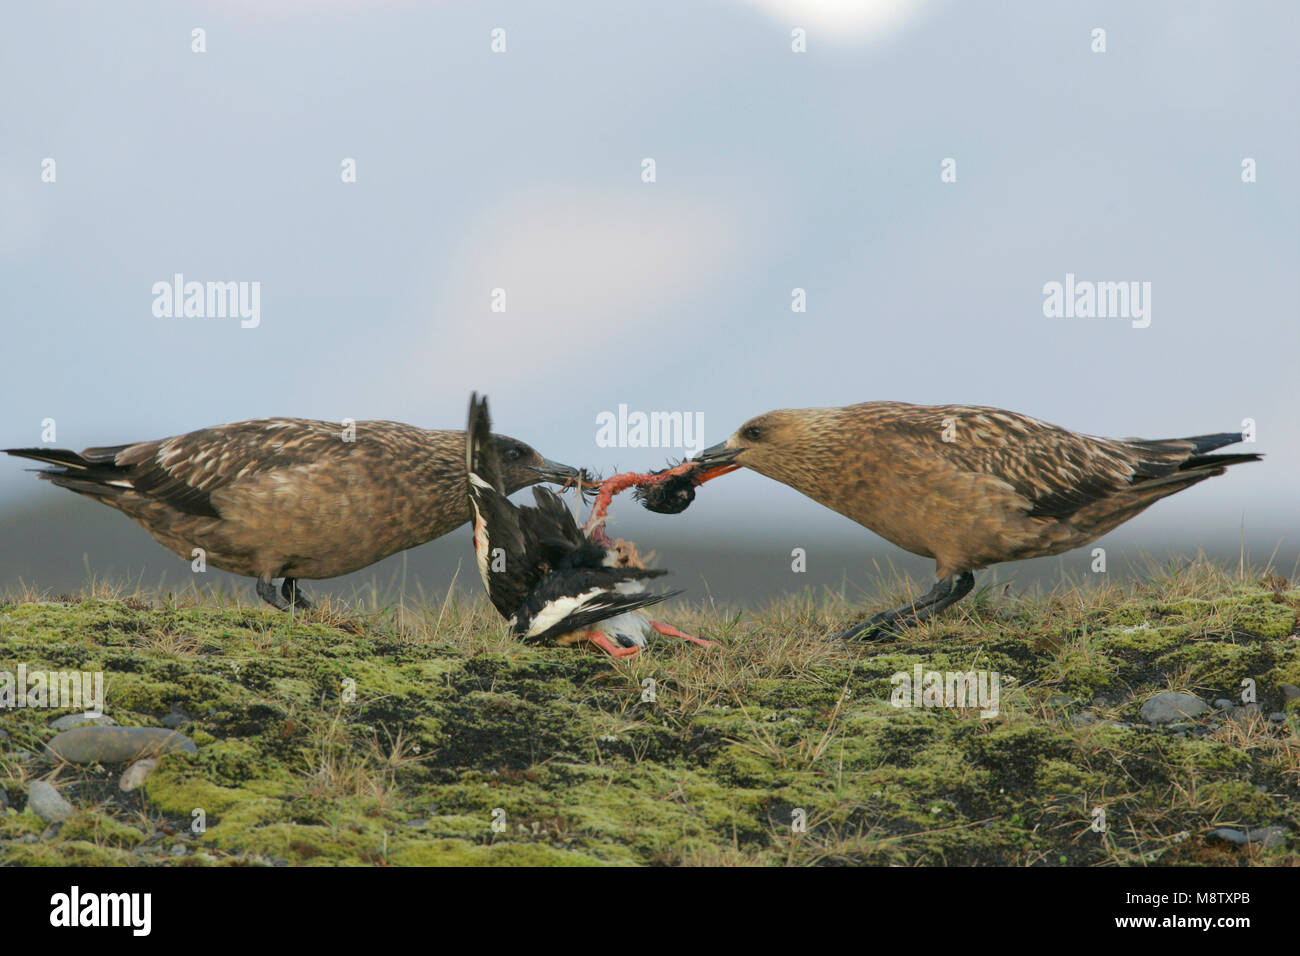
[6,418,579,611]
[694,402,1261,640]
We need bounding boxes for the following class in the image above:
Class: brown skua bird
[7,417,580,611]
[690,402,1261,640]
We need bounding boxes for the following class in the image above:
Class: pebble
[1214,699,1235,711]
[1141,692,1208,724]
[1245,826,1288,849]
[1227,704,1262,728]
[1269,712,1287,722]
[1207,827,1248,846]
[48,713,118,732]
[27,781,74,823]
[118,758,160,792]
[45,727,197,765]
[1207,826,1287,849]
[160,706,192,730]
[1281,684,1300,701]
[169,844,188,857]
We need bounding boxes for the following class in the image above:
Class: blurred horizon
[3,491,1292,609]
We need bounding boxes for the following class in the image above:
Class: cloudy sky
[2,0,1296,594]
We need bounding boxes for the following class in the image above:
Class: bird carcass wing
[519,572,682,645]
[466,394,536,615]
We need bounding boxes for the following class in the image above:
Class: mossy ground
[2,560,1298,866]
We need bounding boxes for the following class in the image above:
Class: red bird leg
[586,631,641,659]
[650,621,718,648]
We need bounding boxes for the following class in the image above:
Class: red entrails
[582,460,701,542]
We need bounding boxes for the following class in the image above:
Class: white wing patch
[522,588,610,640]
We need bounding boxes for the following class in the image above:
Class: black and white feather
[466,393,680,649]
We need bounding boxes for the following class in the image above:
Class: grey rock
[1214,699,1235,710]
[1207,827,1248,846]
[1281,684,1300,701]
[1141,692,1209,724]
[169,843,188,857]
[1245,826,1287,849]
[1208,826,1288,849]
[1228,704,1263,728]
[160,706,192,730]
[45,727,197,765]
[27,781,74,823]
[118,758,160,792]
[1269,712,1287,722]
[49,713,117,732]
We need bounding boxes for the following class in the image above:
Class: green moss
[1096,624,1193,657]
[2,576,1297,867]
[1228,602,1297,639]
[59,811,145,848]
[1199,780,1282,822]
[388,839,604,866]
[0,809,47,839]
[3,840,137,866]
[1050,643,1121,696]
